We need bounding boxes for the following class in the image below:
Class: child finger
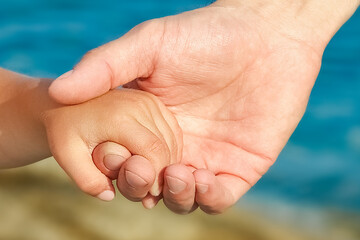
[193,169,251,214]
[117,155,155,202]
[142,193,162,209]
[109,121,170,196]
[50,136,116,202]
[162,164,198,214]
[92,141,131,180]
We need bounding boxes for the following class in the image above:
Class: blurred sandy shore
[0,158,359,240]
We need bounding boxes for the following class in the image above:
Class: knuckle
[135,91,159,108]
[81,49,98,62]
[132,19,160,35]
[119,90,153,114]
[147,137,170,160]
[132,94,151,110]
[148,137,165,153]
[111,113,133,127]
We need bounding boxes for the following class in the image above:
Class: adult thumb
[49,20,162,105]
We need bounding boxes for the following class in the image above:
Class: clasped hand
[48,1,335,214]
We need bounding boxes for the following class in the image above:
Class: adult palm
[50,4,323,213]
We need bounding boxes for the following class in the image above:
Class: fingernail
[104,154,126,171]
[125,170,148,188]
[166,176,187,194]
[57,70,73,81]
[143,198,157,210]
[196,183,209,194]
[97,190,115,201]
[144,201,156,210]
[150,186,161,197]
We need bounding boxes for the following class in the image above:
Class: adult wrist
[213,0,359,52]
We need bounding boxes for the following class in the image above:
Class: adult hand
[49,0,359,214]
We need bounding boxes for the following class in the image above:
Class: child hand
[92,142,167,208]
[42,89,182,201]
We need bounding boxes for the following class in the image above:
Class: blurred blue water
[1,0,359,211]
[253,10,360,211]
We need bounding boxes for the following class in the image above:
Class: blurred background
[0,1,359,239]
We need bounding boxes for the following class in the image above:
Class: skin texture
[42,89,182,200]
[0,69,181,202]
[0,70,54,168]
[49,0,359,214]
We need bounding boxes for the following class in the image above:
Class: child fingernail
[143,198,157,210]
[97,190,115,202]
[145,201,156,210]
[196,183,209,194]
[125,170,148,188]
[104,154,126,171]
[166,176,187,194]
[57,70,73,81]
